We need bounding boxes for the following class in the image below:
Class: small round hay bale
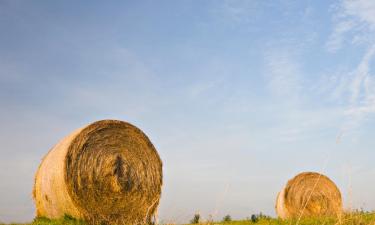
[33,120,163,224]
[275,172,342,219]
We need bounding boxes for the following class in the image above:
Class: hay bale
[275,172,342,219]
[33,120,163,224]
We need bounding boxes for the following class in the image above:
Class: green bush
[190,213,200,224]
[222,215,232,222]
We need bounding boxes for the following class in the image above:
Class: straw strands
[276,172,342,219]
[33,120,163,225]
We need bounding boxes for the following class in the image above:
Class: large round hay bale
[33,120,163,225]
[275,172,342,219]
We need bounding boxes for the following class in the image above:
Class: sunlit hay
[275,172,342,219]
[33,120,163,225]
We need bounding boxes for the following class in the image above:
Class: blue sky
[1,0,375,223]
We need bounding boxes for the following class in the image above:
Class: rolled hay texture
[33,120,163,225]
[275,172,342,219]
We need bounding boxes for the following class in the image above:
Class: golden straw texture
[33,120,163,225]
[275,172,342,219]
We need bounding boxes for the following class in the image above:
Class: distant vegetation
[190,213,201,224]
[30,215,85,225]
[0,215,86,225]
[2,211,375,225]
[207,212,375,225]
[222,215,232,222]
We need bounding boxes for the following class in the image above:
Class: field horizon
[2,211,375,225]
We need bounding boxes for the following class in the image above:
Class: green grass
[33,216,86,225]
[1,215,87,225]
[196,212,375,225]
[2,212,375,225]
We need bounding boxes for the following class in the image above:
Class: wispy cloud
[328,0,375,50]
[349,45,375,104]
[343,0,375,28]
[264,49,302,100]
[212,0,260,25]
[326,20,355,52]
[327,0,375,135]
[262,46,343,143]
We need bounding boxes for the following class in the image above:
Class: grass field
[2,212,375,225]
